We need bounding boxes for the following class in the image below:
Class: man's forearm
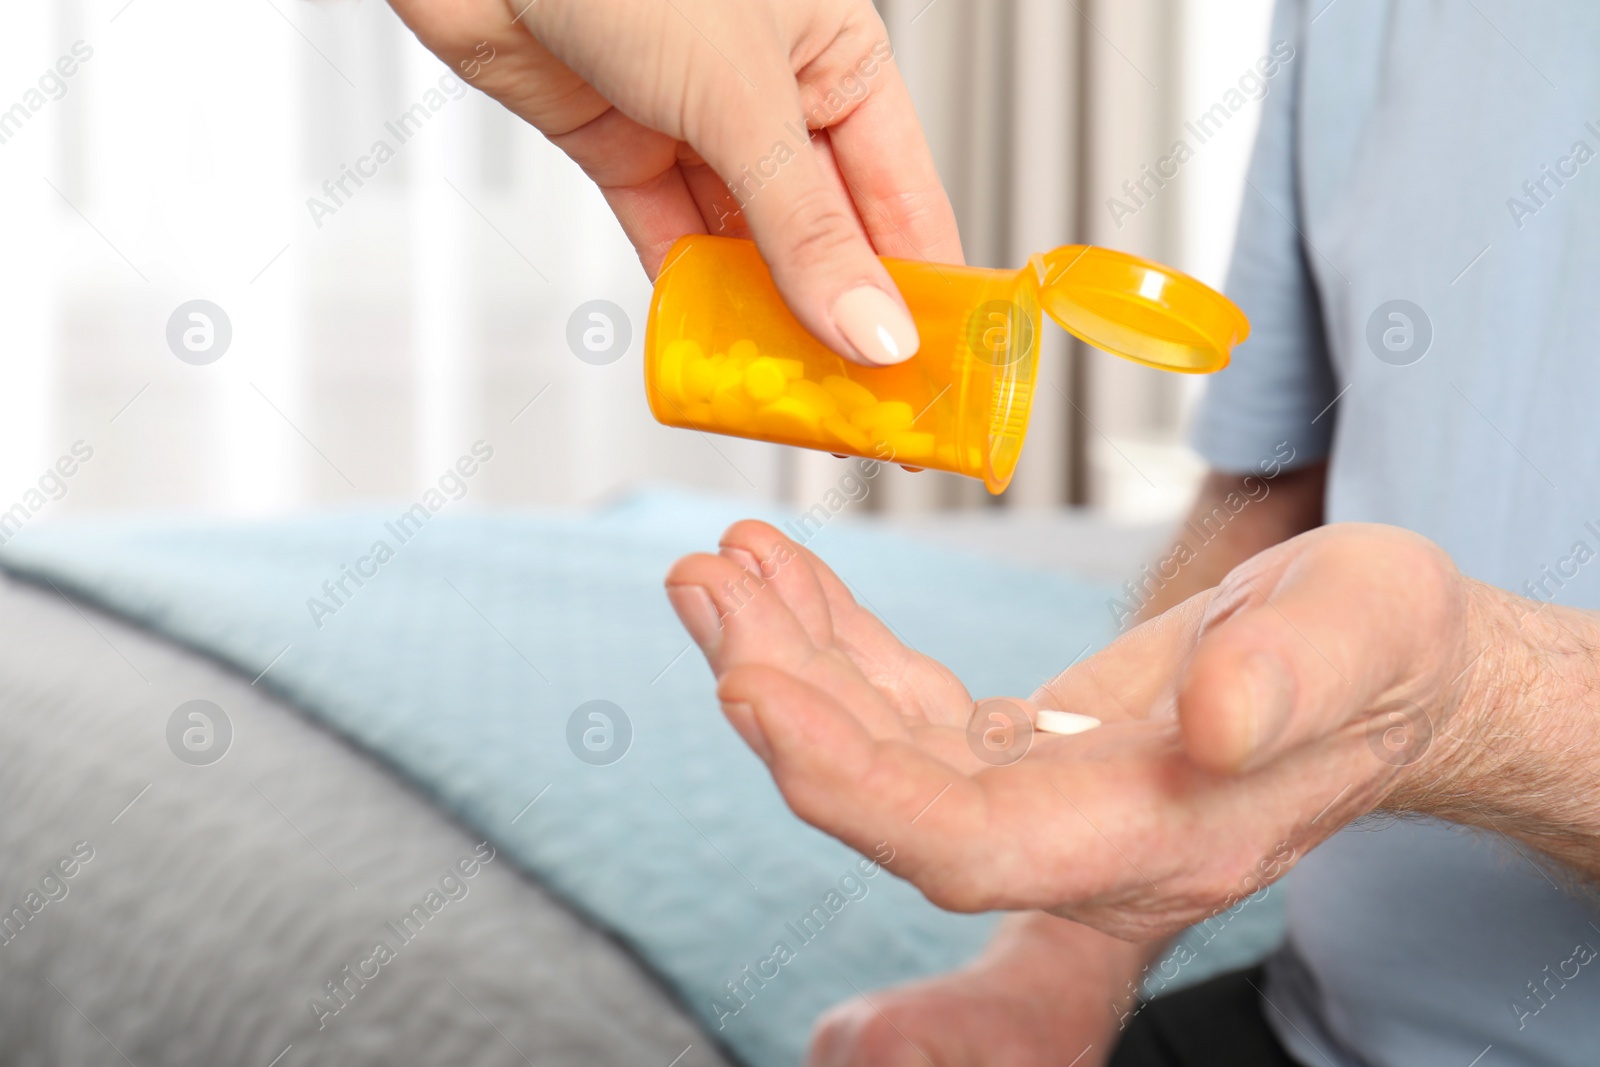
[972,911,1167,1052]
[1406,581,1600,882]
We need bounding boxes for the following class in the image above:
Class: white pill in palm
[1034,709,1102,736]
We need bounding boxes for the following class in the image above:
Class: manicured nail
[722,701,773,763]
[831,286,919,365]
[667,585,722,653]
[1243,653,1294,758]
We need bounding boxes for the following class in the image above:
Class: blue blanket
[0,489,1282,1065]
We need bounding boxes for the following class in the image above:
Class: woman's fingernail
[831,286,919,365]
[667,584,722,653]
[1243,653,1294,757]
[723,701,773,763]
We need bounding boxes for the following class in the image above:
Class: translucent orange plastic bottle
[643,236,1248,494]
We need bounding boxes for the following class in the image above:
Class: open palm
[666,517,1476,940]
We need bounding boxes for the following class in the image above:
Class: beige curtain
[841,0,1185,513]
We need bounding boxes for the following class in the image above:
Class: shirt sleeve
[1189,0,1338,475]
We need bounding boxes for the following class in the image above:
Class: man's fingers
[1178,525,1465,774]
[665,551,815,670]
[707,520,971,726]
[719,663,999,907]
[717,519,835,646]
[666,546,908,739]
[789,538,907,662]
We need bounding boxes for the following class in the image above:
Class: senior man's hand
[387,0,961,366]
[663,517,1554,941]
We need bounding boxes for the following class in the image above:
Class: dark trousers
[1107,967,1303,1067]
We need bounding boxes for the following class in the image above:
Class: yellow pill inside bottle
[743,357,788,403]
[756,396,823,439]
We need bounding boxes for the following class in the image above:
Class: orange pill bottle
[644,236,1247,494]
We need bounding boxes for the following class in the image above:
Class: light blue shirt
[1192,1,1600,1063]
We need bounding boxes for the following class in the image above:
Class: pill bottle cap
[1031,246,1249,374]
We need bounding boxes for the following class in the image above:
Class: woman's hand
[665,518,1489,941]
[387,0,961,366]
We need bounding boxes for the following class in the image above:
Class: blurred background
[0,0,1276,526]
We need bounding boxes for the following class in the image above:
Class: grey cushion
[0,573,730,1067]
